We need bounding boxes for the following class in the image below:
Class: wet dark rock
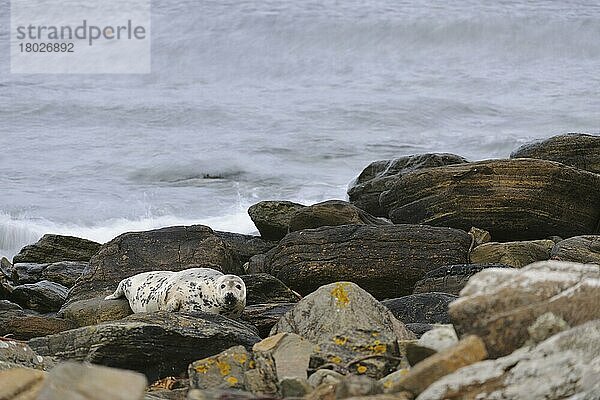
[510,133,600,174]
[29,311,261,381]
[382,293,457,324]
[215,231,277,274]
[241,274,301,305]
[288,200,390,232]
[10,261,87,288]
[0,306,77,340]
[379,159,600,241]
[405,323,435,338]
[13,234,101,264]
[248,201,306,241]
[348,153,469,217]
[265,224,470,299]
[61,225,237,323]
[413,264,513,295]
[0,267,13,300]
[11,280,68,313]
[244,254,267,274]
[240,303,295,338]
[0,338,52,370]
[550,235,600,265]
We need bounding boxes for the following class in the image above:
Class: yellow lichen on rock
[356,364,368,374]
[333,336,348,346]
[331,283,351,307]
[233,352,247,364]
[226,376,239,386]
[217,361,231,376]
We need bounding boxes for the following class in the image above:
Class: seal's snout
[224,292,236,306]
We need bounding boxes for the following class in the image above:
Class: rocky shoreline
[1,132,599,399]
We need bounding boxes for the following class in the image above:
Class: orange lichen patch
[217,360,231,376]
[333,336,348,346]
[194,364,209,374]
[371,332,379,337]
[248,360,256,369]
[383,380,393,389]
[356,364,368,374]
[233,352,248,364]
[226,376,239,386]
[329,356,343,364]
[331,283,351,307]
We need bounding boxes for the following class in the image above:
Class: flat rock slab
[13,234,101,264]
[29,311,261,381]
[550,235,600,264]
[413,264,513,295]
[0,308,77,340]
[382,293,458,325]
[240,303,296,338]
[470,240,555,268]
[265,224,471,299]
[248,201,306,241]
[8,262,87,287]
[379,159,600,241]
[510,133,600,174]
[449,260,600,358]
[348,153,469,217]
[11,280,69,313]
[288,200,390,232]
[58,296,133,327]
[271,282,415,344]
[61,225,237,319]
[418,320,600,400]
[240,274,301,305]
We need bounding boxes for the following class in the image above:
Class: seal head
[215,274,246,318]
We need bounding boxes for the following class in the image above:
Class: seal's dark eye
[221,284,226,289]
[236,284,242,290]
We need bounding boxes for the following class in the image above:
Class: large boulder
[264,224,471,299]
[61,225,237,323]
[248,201,306,240]
[13,234,101,264]
[550,235,600,265]
[11,280,69,313]
[379,159,600,241]
[412,264,513,295]
[381,293,457,325]
[240,274,301,305]
[29,311,261,381]
[470,240,554,268]
[510,133,600,174]
[270,282,415,343]
[449,261,600,358]
[215,231,277,273]
[9,261,87,288]
[0,337,53,370]
[288,200,390,232]
[348,153,469,217]
[418,320,600,400]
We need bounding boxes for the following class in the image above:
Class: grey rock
[417,325,458,353]
[348,153,469,217]
[248,201,306,241]
[11,280,68,313]
[29,311,261,381]
[470,240,555,268]
[240,303,296,338]
[252,333,314,381]
[551,235,600,265]
[279,377,311,398]
[288,200,390,232]
[13,234,101,264]
[405,323,435,338]
[187,389,276,400]
[244,254,267,274]
[510,132,600,174]
[412,263,513,295]
[307,369,344,388]
[265,224,471,299]
[215,231,277,275]
[241,274,301,305]
[526,312,570,345]
[188,345,252,390]
[0,338,52,370]
[382,293,457,325]
[0,307,77,340]
[59,296,133,327]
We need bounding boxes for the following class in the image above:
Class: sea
[1,0,599,259]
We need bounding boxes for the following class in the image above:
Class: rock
[550,235,600,264]
[187,389,276,400]
[449,260,600,358]
[265,225,471,299]
[381,293,457,325]
[412,264,513,295]
[404,343,437,367]
[279,377,312,398]
[11,280,68,312]
[510,133,600,174]
[0,307,77,340]
[404,324,434,338]
[0,299,21,310]
[0,256,11,272]
[0,338,51,370]
[288,200,390,232]
[240,303,295,338]
[309,328,401,379]
[61,225,237,324]
[470,240,554,268]
[417,325,458,353]
[526,312,570,345]
[215,232,277,274]
[59,296,133,327]
[29,311,261,381]
[240,274,301,305]
[145,388,188,400]
[9,263,45,284]
[417,320,600,400]
[7,262,86,288]
[334,375,383,399]
[252,333,314,380]
[244,254,267,274]
[271,282,415,344]
[0,367,46,399]
[348,153,469,217]
[0,266,13,300]
[379,159,600,241]
[248,201,306,240]
[37,362,147,400]
[468,227,491,247]
[13,234,101,264]
[188,346,252,390]
[388,335,487,396]
[308,370,344,388]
